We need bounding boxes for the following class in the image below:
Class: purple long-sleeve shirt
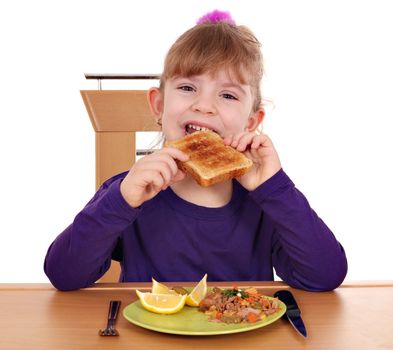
[44,169,347,291]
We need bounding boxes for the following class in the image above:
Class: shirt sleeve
[249,169,348,291]
[44,172,139,291]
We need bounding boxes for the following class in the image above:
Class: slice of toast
[166,130,253,187]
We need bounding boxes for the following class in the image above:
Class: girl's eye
[179,85,195,92]
[222,93,237,100]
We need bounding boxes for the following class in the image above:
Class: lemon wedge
[151,278,179,295]
[185,273,208,307]
[136,290,187,314]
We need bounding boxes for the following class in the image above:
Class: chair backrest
[80,86,160,282]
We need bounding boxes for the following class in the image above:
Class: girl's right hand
[120,147,189,208]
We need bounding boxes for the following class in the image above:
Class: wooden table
[1,281,392,350]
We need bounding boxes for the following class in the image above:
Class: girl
[44,10,347,291]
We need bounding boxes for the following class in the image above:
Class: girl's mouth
[185,123,218,135]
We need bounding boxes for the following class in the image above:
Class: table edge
[0,280,392,291]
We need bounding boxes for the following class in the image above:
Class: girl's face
[149,69,264,142]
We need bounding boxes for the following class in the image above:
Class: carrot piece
[246,313,259,323]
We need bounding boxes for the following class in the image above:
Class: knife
[274,290,307,338]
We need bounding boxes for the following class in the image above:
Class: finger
[149,172,165,191]
[223,134,233,145]
[250,134,268,149]
[158,162,173,187]
[236,133,256,152]
[169,170,186,185]
[142,155,177,182]
[143,160,177,188]
[143,149,187,180]
[162,169,186,190]
[249,147,260,160]
[139,170,165,194]
[230,132,248,148]
[161,146,190,162]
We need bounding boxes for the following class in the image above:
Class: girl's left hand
[224,132,282,191]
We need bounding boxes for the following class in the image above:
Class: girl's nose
[191,95,217,115]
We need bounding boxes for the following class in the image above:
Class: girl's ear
[147,87,164,123]
[246,108,265,132]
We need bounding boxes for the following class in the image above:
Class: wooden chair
[80,74,161,282]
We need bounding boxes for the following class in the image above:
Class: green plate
[123,296,286,336]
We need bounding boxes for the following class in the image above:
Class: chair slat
[80,90,160,132]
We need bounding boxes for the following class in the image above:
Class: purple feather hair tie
[196,10,236,26]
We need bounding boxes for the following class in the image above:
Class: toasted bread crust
[166,131,253,187]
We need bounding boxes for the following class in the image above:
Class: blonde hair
[160,21,264,112]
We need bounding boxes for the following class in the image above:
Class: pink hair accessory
[196,10,236,26]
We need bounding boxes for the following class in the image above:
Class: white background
[1,0,392,282]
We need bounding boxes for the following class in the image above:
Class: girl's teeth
[187,124,211,132]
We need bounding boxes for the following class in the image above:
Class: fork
[99,300,121,336]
